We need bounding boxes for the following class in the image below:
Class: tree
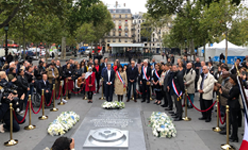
[0,0,72,29]
[201,0,241,63]
[141,22,153,50]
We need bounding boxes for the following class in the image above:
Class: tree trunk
[225,33,228,64]
[45,44,48,63]
[22,18,25,60]
[203,39,206,62]
[36,43,38,59]
[61,37,66,59]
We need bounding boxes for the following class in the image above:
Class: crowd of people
[0,51,246,144]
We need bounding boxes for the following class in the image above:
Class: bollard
[51,84,58,112]
[66,78,69,100]
[39,89,48,120]
[58,81,65,105]
[220,105,235,150]
[24,95,36,130]
[183,89,191,121]
[213,95,221,132]
[4,103,18,146]
[149,84,154,101]
[99,77,105,100]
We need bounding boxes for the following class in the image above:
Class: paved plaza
[0,55,243,150]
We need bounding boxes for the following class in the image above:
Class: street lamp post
[4,24,9,57]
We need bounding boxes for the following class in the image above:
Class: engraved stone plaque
[83,128,129,149]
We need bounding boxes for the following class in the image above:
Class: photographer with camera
[24,66,35,106]
[0,93,25,133]
[34,60,46,81]
[16,69,29,114]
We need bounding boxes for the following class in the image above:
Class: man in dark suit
[126,60,139,102]
[170,54,175,64]
[38,74,52,104]
[103,63,115,102]
[163,63,173,110]
[170,65,185,121]
[140,59,151,103]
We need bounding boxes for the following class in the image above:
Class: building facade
[101,7,135,51]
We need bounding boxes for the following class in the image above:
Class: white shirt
[142,66,147,80]
[52,69,55,77]
[43,80,46,85]
[107,70,112,84]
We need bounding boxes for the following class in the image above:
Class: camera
[0,82,19,110]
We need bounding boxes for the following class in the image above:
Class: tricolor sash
[172,79,182,97]
[116,71,125,86]
[155,70,160,80]
[142,66,150,81]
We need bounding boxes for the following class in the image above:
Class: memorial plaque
[83,128,129,149]
[72,104,146,150]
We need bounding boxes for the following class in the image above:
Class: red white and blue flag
[154,70,160,80]
[116,71,125,86]
[142,67,150,81]
[172,79,182,97]
[237,76,248,150]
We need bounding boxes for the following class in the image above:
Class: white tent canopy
[205,39,248,61]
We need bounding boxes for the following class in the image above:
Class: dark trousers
[164,90,173,109]
[172,94,183,118]
[96,77,100,92]
[142,80,150,102]
[87,91,93,100]
[104,85,113,102]
[45,92,52,104]
[155,90,163,101]
[230,108,239,138]
[4,113,25,132]
[200,94,213,119]
[127,82,137,100]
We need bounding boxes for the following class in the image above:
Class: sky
[102,0,148,14]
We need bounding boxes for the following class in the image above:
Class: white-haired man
[140,59,152,103]
[197,66,215,122]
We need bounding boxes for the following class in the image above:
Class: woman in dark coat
[80,60,87,74]
[85,67,95,103]
[63,63,73,99]
[17,69,29,112]
[219,74,240,142]
[153,63,162,105]
[73,64,82,81]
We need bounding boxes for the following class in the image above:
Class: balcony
[124,23,128,27]
[124,28,129,32]
[118,28,122,32]
[131,27,136,31]
[132,34,135,37]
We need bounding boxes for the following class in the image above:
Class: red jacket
[85,72,95,92]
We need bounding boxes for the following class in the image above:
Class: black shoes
[198,117,207,120]
[219,130,227,135]
[161,105,168,107]
[147,101,150,103]
[165,108,173,111]
[229,137,239,142]
[174,118,183,121]
[141,100,145,103]
[169,111,175,114]
[205,118,211,122]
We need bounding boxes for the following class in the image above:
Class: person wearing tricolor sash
[153,63,162,105]
[115,65,127,102]
[140,59,152,103]
[170,65,185,121]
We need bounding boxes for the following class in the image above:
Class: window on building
[113,39,116,42]
[153,44,155,46]
[107,39,110,42]
[139,20,141,23]
[119,38,121,42]
[119,15,121,18]
[125,39,128,43]
[157,44,160,46]
[119,20,121,24]
[125,27,128,30]
[113,15,115,18]
[125,33,128,37]
[113,32,115,36]
[125,15,127,18]
[138,34,139,37]
[138,39,139,42]
[125,20,128,24]
[119,32,121,36]
[138,30,139,33]
[142,20,144,22]
[113,20,115,24]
